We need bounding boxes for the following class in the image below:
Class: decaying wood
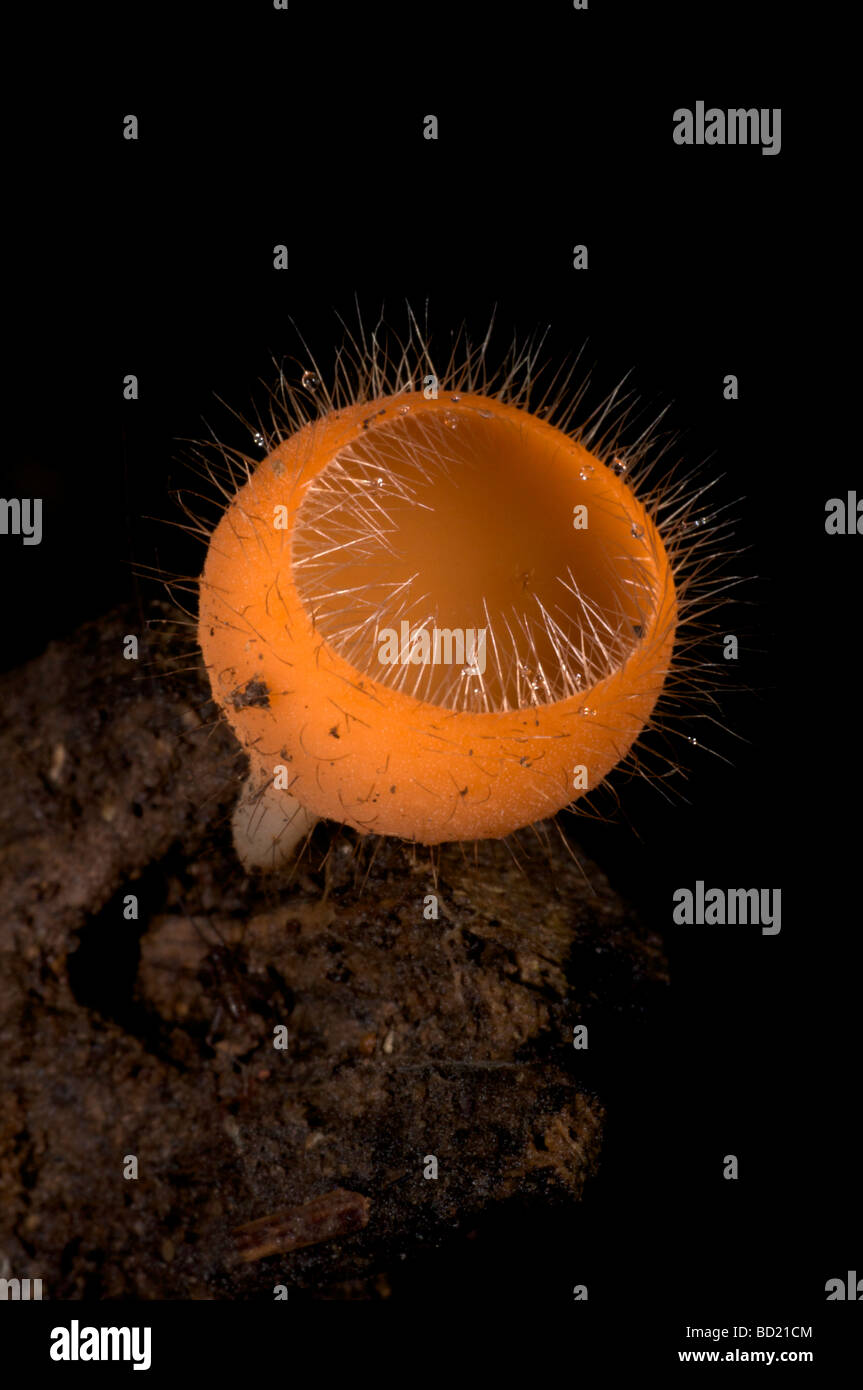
[0,604,667,1298]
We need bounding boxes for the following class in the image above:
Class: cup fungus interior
[198,391,678,850]
[292,405,655,711]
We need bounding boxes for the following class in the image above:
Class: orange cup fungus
[198,383,679,867]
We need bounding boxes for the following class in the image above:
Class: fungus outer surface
[198,390,677,846]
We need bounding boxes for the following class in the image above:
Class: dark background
[4,1,856,1323]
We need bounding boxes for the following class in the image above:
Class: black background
[4,0,857,1341]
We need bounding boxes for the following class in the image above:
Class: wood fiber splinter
[233,1188,371,1263]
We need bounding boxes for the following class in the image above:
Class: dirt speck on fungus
[0,604,667,1299]
[230,677,270,710]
